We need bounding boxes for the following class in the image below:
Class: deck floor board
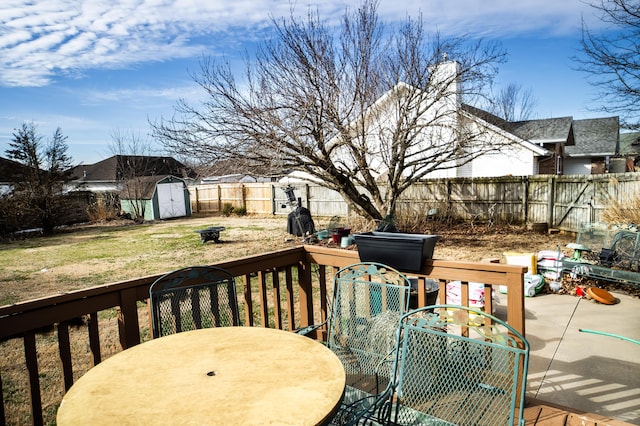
[524,398,631,426]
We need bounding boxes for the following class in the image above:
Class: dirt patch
[311,223,574,261]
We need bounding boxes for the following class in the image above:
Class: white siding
[469,149,536,177]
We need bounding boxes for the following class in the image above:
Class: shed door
[157,182,186,219]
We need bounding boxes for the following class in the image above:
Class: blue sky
[0,0,614,165]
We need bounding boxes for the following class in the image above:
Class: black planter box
[353,232,440,273]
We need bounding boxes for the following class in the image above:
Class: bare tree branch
[576,0,640,129]
[487,83,538,121]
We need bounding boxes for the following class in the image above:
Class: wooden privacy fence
[188,172,640,234]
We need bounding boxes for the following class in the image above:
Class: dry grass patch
[603,191,640,225]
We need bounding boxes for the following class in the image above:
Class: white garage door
[157,182,186,219]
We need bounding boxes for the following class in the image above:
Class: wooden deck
[524,398,634,425]
[0,245,635,425]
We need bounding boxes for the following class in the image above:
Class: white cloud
[83,84,202,107]
[0,0,599,88]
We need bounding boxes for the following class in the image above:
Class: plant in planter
[353,232,440,273]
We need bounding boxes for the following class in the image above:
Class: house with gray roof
[506,116,575,175]
[66,155,197,193]
[459,105,620,176]
[454,105,575,176]
[565,117,620,175]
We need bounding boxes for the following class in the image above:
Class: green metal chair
[383,304,529,426]
[149,266,241,338]
[324,262,412,424]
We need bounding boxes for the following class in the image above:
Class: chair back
[149,266,241,338]
[328,262,411,397]
[390,304,529,426]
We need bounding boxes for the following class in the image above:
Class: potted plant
[331,227,351,243]
[353,231,440,273]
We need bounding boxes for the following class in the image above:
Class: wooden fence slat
[242,274,254,326]
[272,269,282,329]
[87,312,102,366]
[285,267,295,331]
[258,271,269,328]
[297,259,314,330]
[117,288,141,350]
[0,369,5,425]
[318,264,328,326]
[24,331,43,426]
[57,321,74,391]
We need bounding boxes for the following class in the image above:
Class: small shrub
[222,203,234,216]
[234,206,247,216]
[87,199,118,222]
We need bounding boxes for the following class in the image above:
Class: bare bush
[603,192,640,225]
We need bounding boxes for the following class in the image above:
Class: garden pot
[408,278,440,309]
[353,232,440,273]
[331,227,351,244]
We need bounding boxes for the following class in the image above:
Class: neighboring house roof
[463,104,622,160]
[460,105,550,156]
[566,117,619,157]
[201,174,257,183]
[460,104,509,129]
[619,131,640,156]
[279,170,324,184]
[461,105,575,146]
[508,117,574,145]
[0,157,37,182]
[69,155,197,182]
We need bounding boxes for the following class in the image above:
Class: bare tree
[577,0,640,130]
[488,83,538,121]
[110,129,157,222]
[152,1,509,221]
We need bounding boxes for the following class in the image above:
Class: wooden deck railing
[0,245,527,426]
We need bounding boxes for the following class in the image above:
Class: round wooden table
[57,327,346,425]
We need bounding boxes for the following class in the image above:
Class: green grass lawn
[0,215,294,306]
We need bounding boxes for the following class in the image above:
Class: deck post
[297,257,314,331]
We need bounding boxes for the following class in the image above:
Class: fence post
[297,258,314,330]
[242,184,247,210]
[547,175,555,227]
[522,176,528,224]
[305,183,310,210]
[447,180,453,217]
[271,184,276,215]
[117,288,141,350]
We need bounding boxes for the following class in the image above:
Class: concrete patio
[520,290,640,425]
